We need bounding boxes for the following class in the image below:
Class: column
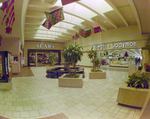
[142,48,149,72]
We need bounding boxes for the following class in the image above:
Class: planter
[0,81,12,91]
[117,86,150,108]
[89,71,106,79]
[145,72,150,79]
[58,74,83,88]
[146,69,150,72]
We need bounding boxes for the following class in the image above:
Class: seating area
[46,66,85,78]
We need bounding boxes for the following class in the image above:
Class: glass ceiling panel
[53,22,75,29]
[63,2,97,22]
[63,13,84,25]
[38,25,68,33]
[34,34,59,38]
[34,37,56,40]
[78,0,113,14]
[36,30,62,35]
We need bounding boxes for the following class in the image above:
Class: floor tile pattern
[0,66,142,119]
[12,67,34,77]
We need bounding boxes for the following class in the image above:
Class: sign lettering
[36,44,54,49]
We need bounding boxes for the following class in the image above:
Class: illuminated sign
[111,42,136,48]
[36,44,54,48]
[95,42,137,50]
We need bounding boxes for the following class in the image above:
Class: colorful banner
[42,19,52,30]
[44,6,64,26]
[72,32,79,40]
[0,54,3,76]
[79,26,91,38]
[61,0,80,6]
[1,0,15,34]
[91,24,102,33]
[0,35,2,46]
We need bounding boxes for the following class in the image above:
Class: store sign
[94,44,107,50]
[111,42,136,48]
[36,44,54,49]
[95,42,137,50]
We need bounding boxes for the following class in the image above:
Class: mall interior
[0,0,150,119]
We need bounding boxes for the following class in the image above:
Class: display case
[0,51,12,83]
[109,59,129,68]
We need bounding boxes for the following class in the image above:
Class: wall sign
[95,42,137,50]
[36,44,54,49]
[111,42,136,48]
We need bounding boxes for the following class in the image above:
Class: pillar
[142,48,150,72]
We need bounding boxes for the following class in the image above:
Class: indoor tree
[87,47,101,70]
[62,42,83,77]
[49,52,58,65]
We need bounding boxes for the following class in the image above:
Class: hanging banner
[0,35,2,46]
[0,0,15,34]
[61,0,80,6]
[44,6,64,26]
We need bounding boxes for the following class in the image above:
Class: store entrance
[97,48,142,68]
[28,49,61,66]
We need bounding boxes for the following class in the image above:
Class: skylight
[0,2,2,7]
[34,37,56,40]
[78,0,113,14]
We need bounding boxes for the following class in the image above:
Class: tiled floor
[12,67,34,77]
[0,66,142,119]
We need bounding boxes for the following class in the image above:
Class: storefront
[76,39,146,67]
[24,41,64,66]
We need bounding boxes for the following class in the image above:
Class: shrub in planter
[126,73,150,89]
[62,42,83,77]
[91,68,102,72]
[48,52,58,65]
[87,47,101,71]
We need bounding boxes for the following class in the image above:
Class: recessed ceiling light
[0,2,3,7]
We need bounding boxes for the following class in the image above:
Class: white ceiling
[24,0,150,43]
[0,0,150,44]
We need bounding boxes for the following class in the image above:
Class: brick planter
[117,86,150,108]
[89,71,106,79]
[58,74,83,88]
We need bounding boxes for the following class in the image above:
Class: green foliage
[64,73,79,78]
[62,42,83,76]
[126,73,150,89]
[49,52,58,65]
[91,68,102,72]
[87,47,101,70]
[145,35,150,54]
[87,47,97,59]
[92,58,101,66]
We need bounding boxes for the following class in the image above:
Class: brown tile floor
[12,67,34,77]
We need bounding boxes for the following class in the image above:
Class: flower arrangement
[144,63,150,71]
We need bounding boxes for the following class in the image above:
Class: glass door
[29,52,36,66]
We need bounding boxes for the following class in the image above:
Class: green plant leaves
[126,73,150,89]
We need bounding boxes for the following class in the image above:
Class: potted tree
[58,42,84,88]
[117,72,150,108]
[48,52,58,66]
[87,47,106,79]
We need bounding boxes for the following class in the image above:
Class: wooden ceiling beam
[105,0,129,27]
[127,0,142,34]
